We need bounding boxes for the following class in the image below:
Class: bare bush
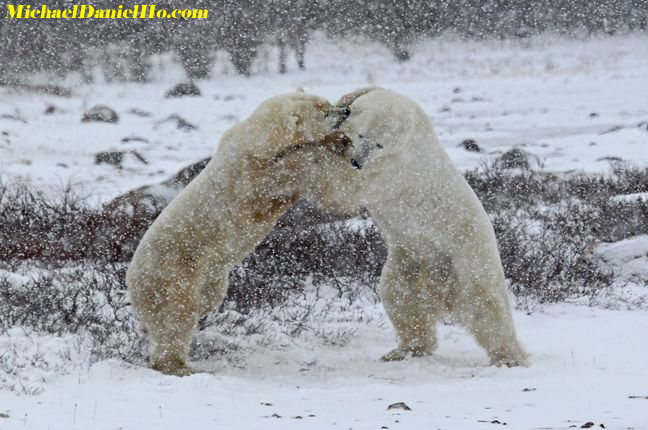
[0,265,381,387]
[3,164,648,322]
[0,180,154,263]
[466,163,648,305]
[227,202,385,312]
[0,266,144,362]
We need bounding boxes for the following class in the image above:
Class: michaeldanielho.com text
[5,4,208,19]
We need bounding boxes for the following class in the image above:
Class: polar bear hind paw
[380,346,433,362]
[151,358,199,377]
[490,350,530,368]
[380,348,407,362]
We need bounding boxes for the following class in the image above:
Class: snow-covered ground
[1,33,648,429]
[1,305,647,429]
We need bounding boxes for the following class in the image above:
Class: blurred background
[1,0,647,82]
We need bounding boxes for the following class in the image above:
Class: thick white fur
[338,89,529,366]
[126,92,356,375]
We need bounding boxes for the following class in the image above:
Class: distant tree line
[1,0,647,82]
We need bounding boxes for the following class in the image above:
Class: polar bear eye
[376,143,384,149]
[358,134,364,139]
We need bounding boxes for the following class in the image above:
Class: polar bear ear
[295,87,305,93]
[336,86,384,107]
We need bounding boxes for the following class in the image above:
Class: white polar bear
[336,89,529,366]
[126,91,355,375]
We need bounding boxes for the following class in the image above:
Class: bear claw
[151,359,199,377]
[380,347,433,362]
[490,351,530,368]
[380,349,408,362]
[155,365,198,377]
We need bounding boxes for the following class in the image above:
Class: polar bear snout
[348,136,378,170]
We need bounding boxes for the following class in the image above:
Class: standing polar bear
[336,89,529,366]
[126,91,355,375]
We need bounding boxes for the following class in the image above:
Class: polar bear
[336,89,529,366]
[126,91,355,375]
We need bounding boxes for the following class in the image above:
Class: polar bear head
[222,90,357,216]
[245,91,343,159]
[336,89,424,170]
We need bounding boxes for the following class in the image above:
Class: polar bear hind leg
[144,254,237,374]
[465,296,529,367]
[196,265,229,318]
[379,246,439,361]
[146,287,200,376]
[457,265,529,367]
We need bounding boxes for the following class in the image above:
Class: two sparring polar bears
[126,88,528,375]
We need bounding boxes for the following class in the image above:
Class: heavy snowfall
[1,2,648,429]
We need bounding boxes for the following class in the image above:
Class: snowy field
[1,34,648,429]
[2,305,648,430]
[2,34,648,201]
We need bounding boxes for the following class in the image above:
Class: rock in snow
[104,157,210,214]
[95,150,148,168]
[387,402,412,411]
[165,82,201,98]
[154,114,197,131]
[82,105,119,123]
[461,139,482,152]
